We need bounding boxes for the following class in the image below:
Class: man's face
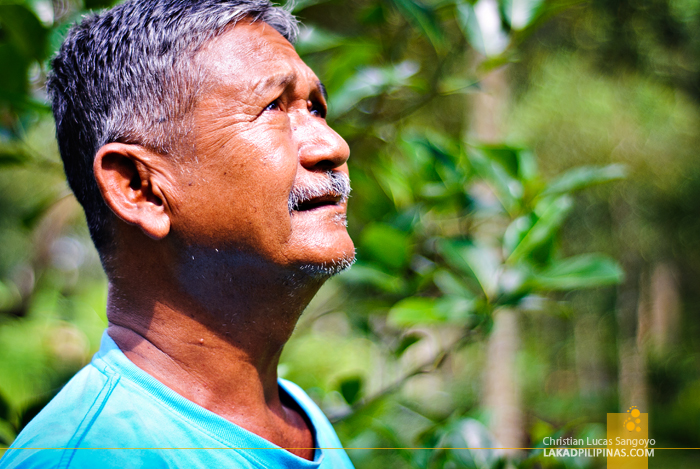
[167,21,354,274]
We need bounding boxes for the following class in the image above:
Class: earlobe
[93,143,171,240]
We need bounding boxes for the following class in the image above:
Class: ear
[93,143,171,240]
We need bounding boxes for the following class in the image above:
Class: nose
[294,110,350,172]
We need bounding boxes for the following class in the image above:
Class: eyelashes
[262,98,327,119]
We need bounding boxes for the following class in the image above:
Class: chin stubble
[298,251,357,279]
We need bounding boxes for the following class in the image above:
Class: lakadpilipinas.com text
[542,437,655,458]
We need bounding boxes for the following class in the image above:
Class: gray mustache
[288,171,352,212]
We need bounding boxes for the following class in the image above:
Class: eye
[309,99,327,119]
[264,99,281,112]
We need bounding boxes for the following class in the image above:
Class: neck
[105,243,324,459]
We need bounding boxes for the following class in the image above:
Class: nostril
[314,160,339,171]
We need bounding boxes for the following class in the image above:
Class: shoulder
[0,362,119,468]
[1,360,212,469]
[1,333,177,469]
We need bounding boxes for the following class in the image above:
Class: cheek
[174,120,300,251]
[236,126,298,193]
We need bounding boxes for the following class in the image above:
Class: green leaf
[413,136,461,180]
[339,376,363,405]
[540,164,627,197]
[388,297,441,325]
[84,0,121,9]
[0,280,22,313]
[295,26,343,55]
[338,263,406,293]
[456,2,485,56]
[507,195,573,263]
[444,418,501,468]
[286,0,333,13]
[360,223,411,271]
[517,148,539,182]
[0,5,49,61]
[0,390,11,422]
[0,149,30,167]
[477,144,538,183]
[503,215,534,256]
[0,88,50,113]
[468,147,522,213]
[497,266,528,297]
[479,145,520,178]
[22,195,58,229]
[395,333,422,356]
[390,0,445,51]
[499,0,546,30]
[0,44,30,98]
[438,240,501,298]
[330,62,419,116]
[321,40,382,94]
[433,269,476,298]
[388,296,475,326]
[438,295,477,321]
[456,1,510,57]
[529,254,624,291]
[438,76,481,95]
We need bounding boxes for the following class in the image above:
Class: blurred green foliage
[1,0,700,468]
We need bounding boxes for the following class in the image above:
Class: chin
[297,250,357,279]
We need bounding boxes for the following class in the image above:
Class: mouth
[288,171,352,213]
[292,194,343,212]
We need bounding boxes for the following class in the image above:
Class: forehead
[196,20,317,91]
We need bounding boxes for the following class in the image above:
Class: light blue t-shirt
[1,332,354,469]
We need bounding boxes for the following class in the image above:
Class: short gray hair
[47,0,298,251]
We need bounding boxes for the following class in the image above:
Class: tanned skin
[92,21,353,461]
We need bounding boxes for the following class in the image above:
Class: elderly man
[1,1,356,467]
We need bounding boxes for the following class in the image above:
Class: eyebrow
[254,73,295,96]
[254,73,329,102]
